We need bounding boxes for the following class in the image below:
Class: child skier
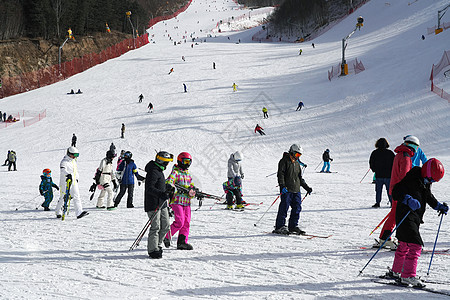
[39,169,59,211]
[223,176,243,210]
[320,149,333,173]
[386,158,448,287]
[163,152,197,250]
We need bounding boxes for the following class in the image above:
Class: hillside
[0,0,449,299]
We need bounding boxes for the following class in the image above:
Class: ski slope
[1,0,450,299]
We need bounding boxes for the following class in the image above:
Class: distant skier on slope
[296,101,304,111]
[320,149,333,173]
[273,144,312,235]
[262,107,268,119]
[148,102,154,113]
[138,94,144,103]
[254,124,265,135]
[168,68,174,75]
[232,83,237,92]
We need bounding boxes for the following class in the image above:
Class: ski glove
[241,174,244,179]
[402,194,421,211]
[435,202,449,216]
[55,185,59,191]
[305,186,313,196]
[89,183,96,192]
[66,174,72,181]
[113,180,118,190]
[281,187,288,195]
[136,174,145,181]
[40,190,44,196]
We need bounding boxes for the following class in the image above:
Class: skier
[374,135,419,249]
[114,151,145,208]
[144,151,174,259]
[404,135,427,167]
[148,102,154,113]
[168,68,174,75]
[228,151,244,180]
[121,123,125,138]
[421,34,425,40]
[138,94,144,103]
[299,49,303,55]
[109,142,116,156]
[39,169,59,211]
[273,144,312,235]
[163,152,197,250]
[223,176,243,210]
[369,138,395,208]
[71,133,77,147]
[254,124,265,135]
[213,62,216,69]
[55,147,89,219]
[182,56,185,61]
[232,83,237,92]
[296,101,304,111]
[96,150,118,210]
[117,150,125,170]
[262,107,268,119]
[2,150,10,166]
[386,158,448,287]
[183,83,187,93]
[312,43,315,48]
[7,150,16,171]
[320,149,333,173]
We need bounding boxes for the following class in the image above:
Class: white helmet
[289,144,303,155]
[67,146,79,157]
[403,135,420,147]
[234,151,243,161]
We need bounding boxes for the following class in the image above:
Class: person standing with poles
[374,136,419,249]
[144,151,174,258]
[385,158,448,287]
[369,138,395,208]
[71,134,77,147]
[273,144,312,235]
[320,149,333,173]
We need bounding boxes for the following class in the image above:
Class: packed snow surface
[1,0,449,299]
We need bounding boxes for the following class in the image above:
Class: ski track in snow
[1,0,450,299]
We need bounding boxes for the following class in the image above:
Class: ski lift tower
[341,16,364,76]
[435,3,450,34]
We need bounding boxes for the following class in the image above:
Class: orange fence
[0,35,148,99]
[23,109,46,127]
[0,109,46,129]
[328,58,365,81]
[430,50,450,102]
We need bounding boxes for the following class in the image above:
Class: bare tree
[51,0,63,39]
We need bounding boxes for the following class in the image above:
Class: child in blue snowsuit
[39,169,59,211]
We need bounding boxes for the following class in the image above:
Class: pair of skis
[373,277,450,296]
[61,178,72,220]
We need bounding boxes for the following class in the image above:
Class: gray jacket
[227,154,244,179]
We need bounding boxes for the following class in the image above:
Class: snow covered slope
[1,0,449,299]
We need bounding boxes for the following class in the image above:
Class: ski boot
[400,276,425,288]
[289,227,306,235]
[177,234,193,250]
[272,226,290,235]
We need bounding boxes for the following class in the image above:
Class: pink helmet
[421,158,444,182]
[177,152,192,170]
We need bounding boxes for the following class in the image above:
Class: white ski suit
[55,155,84,217]
[227,153,244,179]
[96,158,117,208]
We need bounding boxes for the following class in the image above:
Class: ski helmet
[289,144,303,156]
[177,152,192,170]
[403,135,420,147]
[67,146,79,158]
[43,168,51,177]
[106,150,116,159]
[234,151,243,162]
[123,151,132,159]
[155,151,174,168]
[325,149,330,153]
[421,158,444,183]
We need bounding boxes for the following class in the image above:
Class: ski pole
[427,212,444,276]
[358,210,411,275]
[266,171,277,178]
[301,193,309,203]
[254,194,280,227]
[369,211,390,236]
[15,194,42,211]
[360,168,371,183]
[314,161,322,171]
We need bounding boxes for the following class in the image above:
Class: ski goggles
[294,152,302,158]
[181,158,191,165]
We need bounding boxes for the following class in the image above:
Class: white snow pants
[96,186,114,208]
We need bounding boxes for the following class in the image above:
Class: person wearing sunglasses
[55,146,88,219]
[273,144,312,235]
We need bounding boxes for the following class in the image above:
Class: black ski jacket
[369,148,395,178]
[144,161,168,212]
[393,167,439,245]
[277,152,310,193]
[322,151,331,162]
